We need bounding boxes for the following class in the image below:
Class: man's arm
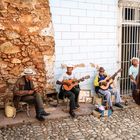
[129,75,137,84]
[94,75,99,87]
[13,78,34,96]
[129,67,137,84]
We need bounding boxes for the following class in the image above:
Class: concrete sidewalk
[0,95,137,128]
[0,103,94,127]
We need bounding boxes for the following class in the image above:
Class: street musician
[94,67,123,111]
[56,63,80,118]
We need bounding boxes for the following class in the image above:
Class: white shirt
[58,72,76,82]
[129,65,139,79]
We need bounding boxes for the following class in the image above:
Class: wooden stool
[14,102,30,118]
[97,93,107,105]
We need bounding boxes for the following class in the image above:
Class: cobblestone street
[0,106,140,140]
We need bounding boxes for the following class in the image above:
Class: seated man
[94,67,123,111]
[13,68,50,121]
[56,64,80,118]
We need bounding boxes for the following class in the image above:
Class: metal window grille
[118,0,140,95]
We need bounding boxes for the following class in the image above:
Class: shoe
[124,100,128,106]
[69,111,76,118]
[41,111,50,116]
[74,104,80,110]
[114,103,123,108]
[36,115,45,121]
[76,104,80,108]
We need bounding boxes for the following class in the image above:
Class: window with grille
[119,0,140,95]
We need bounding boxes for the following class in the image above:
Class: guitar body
[99,78,113,90]
[63,80,78,91]
[99,69,122,90]
[62,75,90,91]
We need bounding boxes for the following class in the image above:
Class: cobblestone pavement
[0,106,140,140]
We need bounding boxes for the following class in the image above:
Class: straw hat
[66,63,74,68]
[130,57,139,62]
[21,68,36,76]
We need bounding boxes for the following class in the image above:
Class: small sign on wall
[79,90,91,103]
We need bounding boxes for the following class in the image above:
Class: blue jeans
[98,89,122,107]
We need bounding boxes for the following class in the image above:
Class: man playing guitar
[56,63,81,118]
[94,67,123,111]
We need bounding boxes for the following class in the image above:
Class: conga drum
[132,89,140,105]
[132,55,140,105]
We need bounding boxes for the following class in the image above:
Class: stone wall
[0,0,55,106]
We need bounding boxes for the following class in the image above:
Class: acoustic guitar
[99,69,122,90]
[63,75,90,91]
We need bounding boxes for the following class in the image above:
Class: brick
[54,32,61,39]
[60,0,78,8]
[79,2,94,9]
[61,16,79,24]
[51,15,61,23]
[54,24,70,32]
[50,0,61,7]
[55,46,63,54]
[63,46,79,54]
[79,17,94,24]
[94,4,108,11]
[95,18,108,25]
[86,25,101,32]
[51,7,70,16]
[55,40,71,47]
[62,32,79,39]
[72,40,87,46]
[70,9,86,17]
[80,32,94,39]
[71,25,86,31]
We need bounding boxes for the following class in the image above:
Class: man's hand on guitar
[66,82,71,87]
[62,81,71,87]
[99,81,107,86]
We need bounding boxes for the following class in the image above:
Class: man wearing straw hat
[13,68,50,121]
[129,57,139,91]
[56,63,80,118]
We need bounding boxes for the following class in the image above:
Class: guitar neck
[108,69,122,80]
[109,73,117,80]
[76,76,89,83]
[77,78,84,83]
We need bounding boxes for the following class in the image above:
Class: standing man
[129,57,139,91]
[56,64,80,118]
[94,67,123,111]
[13,68,50,121]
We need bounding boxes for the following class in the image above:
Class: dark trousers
[131,83,137,91]
[13,92,44,115]
[62,86,80,111]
